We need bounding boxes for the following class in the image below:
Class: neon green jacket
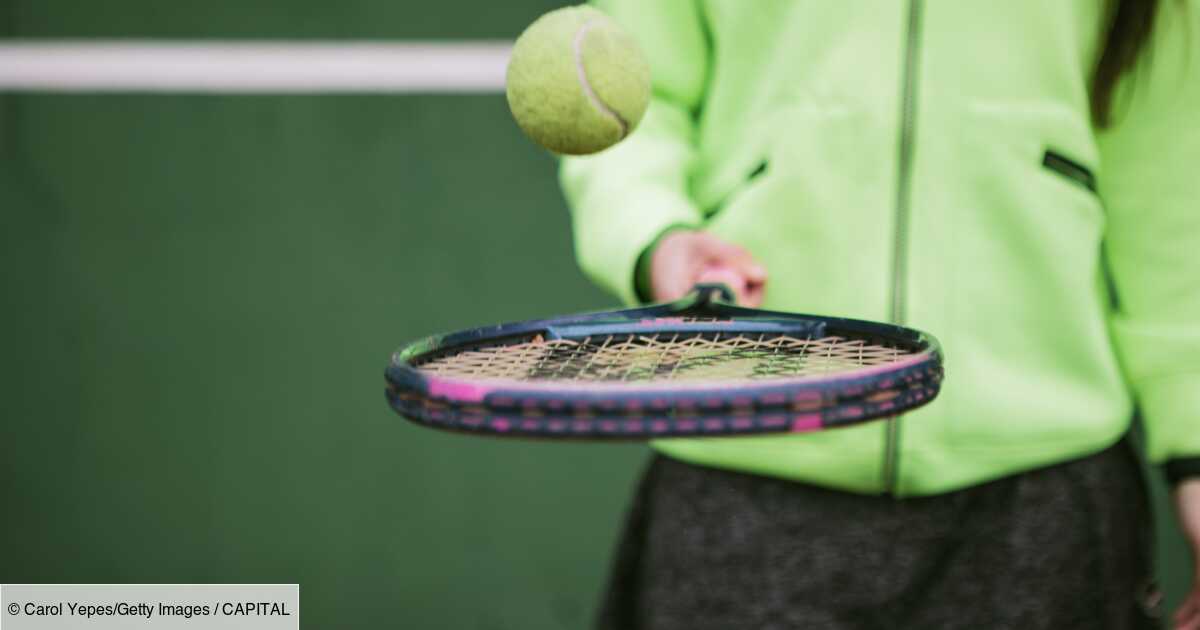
[560,0,1200,496]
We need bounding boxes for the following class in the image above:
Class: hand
[1174,479,1200,630]
[650,230,767,307]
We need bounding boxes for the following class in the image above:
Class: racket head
[386,286,943,439]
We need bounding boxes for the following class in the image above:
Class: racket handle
[691,283,737,305]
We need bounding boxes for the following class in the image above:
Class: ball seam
[573,19,628,139]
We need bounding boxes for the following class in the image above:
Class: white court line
[0,41,512,92]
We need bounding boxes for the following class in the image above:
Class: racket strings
[416,332,915,383]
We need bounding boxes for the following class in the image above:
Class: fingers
[710,241,767,284]
[696,265,748,296]
[742,280,765,308]
[1175,480,1200,549]
[648,230,768,305]
[1173,485,1200,629]
[691,234,766,306]
[1177,588,1200,630]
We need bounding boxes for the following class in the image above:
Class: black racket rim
[386,377,941,439]
[385,286,944,439]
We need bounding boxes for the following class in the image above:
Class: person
[559,1,1200,628]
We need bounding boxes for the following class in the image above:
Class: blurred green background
[0,1,1191,628]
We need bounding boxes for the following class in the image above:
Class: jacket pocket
[701,104,889,318]
[705,159,770,219]
[1042,149,1097,194]
[944,103,1125,447]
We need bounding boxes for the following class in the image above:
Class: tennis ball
[506,5,651,155]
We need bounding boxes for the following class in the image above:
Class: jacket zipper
[882,0,924,494]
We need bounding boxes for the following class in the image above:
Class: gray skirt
[596,438,1161,630]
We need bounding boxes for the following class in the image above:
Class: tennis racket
[385,284,943,439]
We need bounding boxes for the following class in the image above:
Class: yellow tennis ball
[505,5,651,155]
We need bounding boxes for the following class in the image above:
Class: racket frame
[386,286,943,438]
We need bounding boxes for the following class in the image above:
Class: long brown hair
[1091,0,1162,127]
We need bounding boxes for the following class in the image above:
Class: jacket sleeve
[1098,0,1200,481]
[559,0,708,305]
